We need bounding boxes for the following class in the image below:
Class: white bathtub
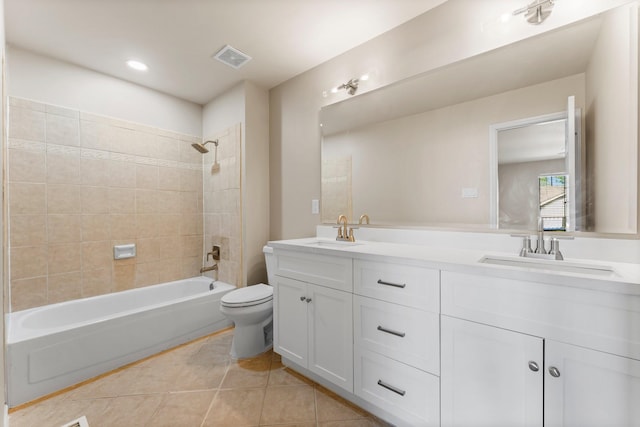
[6,276,235,407]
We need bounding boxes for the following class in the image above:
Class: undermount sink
[479,255,616,277]
[305,239,364,248]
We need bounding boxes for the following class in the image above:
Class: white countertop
[268,237,640,295]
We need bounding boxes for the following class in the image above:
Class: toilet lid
[221,284,273,307]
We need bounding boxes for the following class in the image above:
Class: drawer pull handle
[377,380,406,396]
[377,325,406,338]
[377,279,406,288]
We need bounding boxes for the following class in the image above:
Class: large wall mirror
[320,2,639,236]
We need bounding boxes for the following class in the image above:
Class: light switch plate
[311,199,320,214]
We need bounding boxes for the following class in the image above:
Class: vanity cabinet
[353,259,441,426]
[441,271,640,427]
[273,250,353,392]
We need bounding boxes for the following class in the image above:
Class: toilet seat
[221,284,273,308]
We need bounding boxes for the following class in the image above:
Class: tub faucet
[200,264,218,273]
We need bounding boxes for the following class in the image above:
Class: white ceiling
[4,0,447,105]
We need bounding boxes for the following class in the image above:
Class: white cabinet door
[545,340,640,427]
[308,284,353,392]
[274,276,308,365]
[441,316,543,427]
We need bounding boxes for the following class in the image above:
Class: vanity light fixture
[513,0,554,25]
[325,73,370,97]
[126,59,148,71]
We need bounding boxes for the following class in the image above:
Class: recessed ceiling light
[126,60,148,71]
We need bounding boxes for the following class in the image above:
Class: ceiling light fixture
[126,60,148,71]
[513,0,554,25]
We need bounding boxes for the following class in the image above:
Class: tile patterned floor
[9,329,389,427]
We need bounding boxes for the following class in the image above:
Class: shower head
[191,139,218,154]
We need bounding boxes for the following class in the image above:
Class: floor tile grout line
[199,358,231,427]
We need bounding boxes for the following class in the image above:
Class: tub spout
[200,264,218,273]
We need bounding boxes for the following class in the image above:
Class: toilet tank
[263,245,275,285]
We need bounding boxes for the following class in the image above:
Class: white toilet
[220,246,275,359]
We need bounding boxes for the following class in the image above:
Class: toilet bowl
[220,246,275,359]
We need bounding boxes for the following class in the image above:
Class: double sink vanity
[268,228,640,427]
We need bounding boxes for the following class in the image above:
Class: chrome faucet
[535,217,547,254]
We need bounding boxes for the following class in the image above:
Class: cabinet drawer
[354,295,439,374]
[274,249,352,291]
[355,348,440,426]
[354,259,439,311]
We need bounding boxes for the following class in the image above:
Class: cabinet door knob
[300,296,306,302]
[548,366,561,377]
[528,361,539,372]
[305,298,312,303]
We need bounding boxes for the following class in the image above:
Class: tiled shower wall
[203,123,243,287]
[7,97,206,311]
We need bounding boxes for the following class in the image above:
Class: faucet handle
[511,234,533,257]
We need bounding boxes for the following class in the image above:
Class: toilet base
[230,316,273,359]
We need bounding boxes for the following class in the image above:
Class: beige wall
[203,82,270,286]
[7,97,205,311]
[269,0,634,240]
[202,123,243,287]
[586,2,639,234]
[322,74,585,226]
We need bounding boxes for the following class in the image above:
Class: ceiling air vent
[213,45,252,69]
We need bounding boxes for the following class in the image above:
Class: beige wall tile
[109,188,136,214]
[11,277,47,311]
[157,259,182,284]
[108,159,136,188]
[113,263,136,292]
[136,214,158,238]
[47,214,82,243]
[10,182,46,214]
[158,167,182,191]
[135,262,160,287]
[46,113,80,146]
[48,243,82,274]
[80,157,110,186]
[110,214,137,240]
[136,189,158,214]
[157,190,181,214]
[136,238,160,263]
[82,214,111,241]
[8,148,46,183]
[80,119,111,150]
[81,240,113,271]
[181,256,201,278]
[157,214,180,237]
[11,245,48,280]
[109,127,139,156]
[82,267,113,297]
[10,215,47,247]
[48,272,82,303]
[182,235,202,258]
[156,236,180,261]
[180,214,203,236]
[136,164,159,189]
[156,136,181,161]
[180,191,199,214]
[9,106,45,141]
[47,184,81,214]
[47,151,81,184]
[81,186,110,214]
[180,169,202,191]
